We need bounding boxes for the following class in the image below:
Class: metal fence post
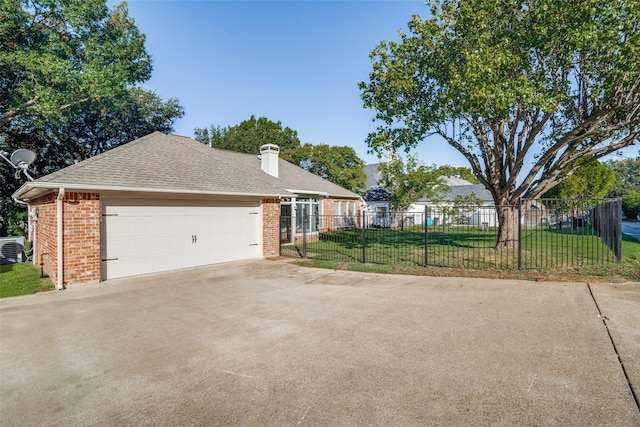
[362,210,366,264]
[302,214,307,258]
[517,198,522,270]
[424,205,429,267]
[616,198,622,263]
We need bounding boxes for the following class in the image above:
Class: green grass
[0,262,54,298]
[283,226,640,282]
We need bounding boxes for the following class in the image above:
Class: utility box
[0,237,24,265]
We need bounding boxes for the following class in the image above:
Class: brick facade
[30,193,58,284]
[262,198,281,257]
[62,192,101,284]
[29,191,101,286]
[28,193,356,285]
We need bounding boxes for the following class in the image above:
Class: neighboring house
[12,132,361,287]
[363,163,391,226]
[363,162,492,227]
[414,183,496,227]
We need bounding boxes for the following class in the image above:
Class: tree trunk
[496,204,519,250]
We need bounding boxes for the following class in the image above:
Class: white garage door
[101,199,261,280]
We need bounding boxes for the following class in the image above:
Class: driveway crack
[587,283,640,412]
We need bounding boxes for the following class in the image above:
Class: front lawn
[0,262,54,298]
[284,226,640,282]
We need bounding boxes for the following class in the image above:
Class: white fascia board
[13,182,291,202]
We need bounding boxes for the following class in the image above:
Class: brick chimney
[260,144,279,178]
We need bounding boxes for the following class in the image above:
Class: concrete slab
[1,260,639,426]
[589,282,640,409]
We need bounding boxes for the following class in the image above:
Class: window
[298,198,320,233]
[334,200,356,228]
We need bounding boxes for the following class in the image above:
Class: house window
[334,200,356,228]
[295,198,319,234]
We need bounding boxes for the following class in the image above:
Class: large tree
[281,143,366,193]
[1,0,152,130]
[0,87,184,236]
[194,115,301,154]
[0,0,183,236]
[360,0,640,248]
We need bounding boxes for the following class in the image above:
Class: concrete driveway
[1,260,639,426]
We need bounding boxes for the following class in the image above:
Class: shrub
[622,191,640,219]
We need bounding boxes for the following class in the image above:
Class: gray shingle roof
[364,163,383,189]
[18,132,360,199]
[419,184,493,202]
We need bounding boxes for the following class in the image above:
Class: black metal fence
[280,198,622,270]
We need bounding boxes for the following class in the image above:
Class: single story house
[12,132,361,288]
[412,183,496,226]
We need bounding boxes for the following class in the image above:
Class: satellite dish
[10,149,36,167]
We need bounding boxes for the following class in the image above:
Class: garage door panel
[102,199,260,280]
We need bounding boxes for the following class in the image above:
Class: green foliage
[0,262,54,298]
[0,0,183,236]
[194,115,301,154]
[543,158,616,200]
[378,154,447,211]
[434,165,479,183]
[360,0,640,201]
[1,0,152,128]
[2,208,27,237]
[605,157,640,197]
[361,0,639,247]
[622,191,640,219]
[281,143,366,193]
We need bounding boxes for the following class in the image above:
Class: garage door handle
[192,235,197,244]
[102,258,118,262]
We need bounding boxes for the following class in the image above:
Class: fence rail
[280,198,622,270]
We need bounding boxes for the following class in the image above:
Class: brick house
[12,132,361,288]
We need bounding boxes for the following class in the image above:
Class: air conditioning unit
[0,237,25,265]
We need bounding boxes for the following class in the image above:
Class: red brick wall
[29,191,101,285]
[30,193,58,283]
[322,197,362,230]
[62,192,101,284]
[262,198,281,257]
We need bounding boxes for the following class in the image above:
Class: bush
[622,191,640,219]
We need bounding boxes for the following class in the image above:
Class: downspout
[57,188,65,290]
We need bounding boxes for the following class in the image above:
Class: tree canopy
[605,157,640,197]
[194,115,301,154]
[360,0,640,247]
[542,158,615,200]
[1,0,184,236]
[378,154,447,211]
[281,143,366,194]
[1,0,152,130]
[434,165,479,184]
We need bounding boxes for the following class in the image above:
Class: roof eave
[13,182,292,202]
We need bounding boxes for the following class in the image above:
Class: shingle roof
[364,163,474,189]
[419,184,493,202]
[364,163,383,189]
[16,132,360,199]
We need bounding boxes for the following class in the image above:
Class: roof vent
[260,144,279,178]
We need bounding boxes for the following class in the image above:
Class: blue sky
[112,0,637,167]
[109,0,471,166]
